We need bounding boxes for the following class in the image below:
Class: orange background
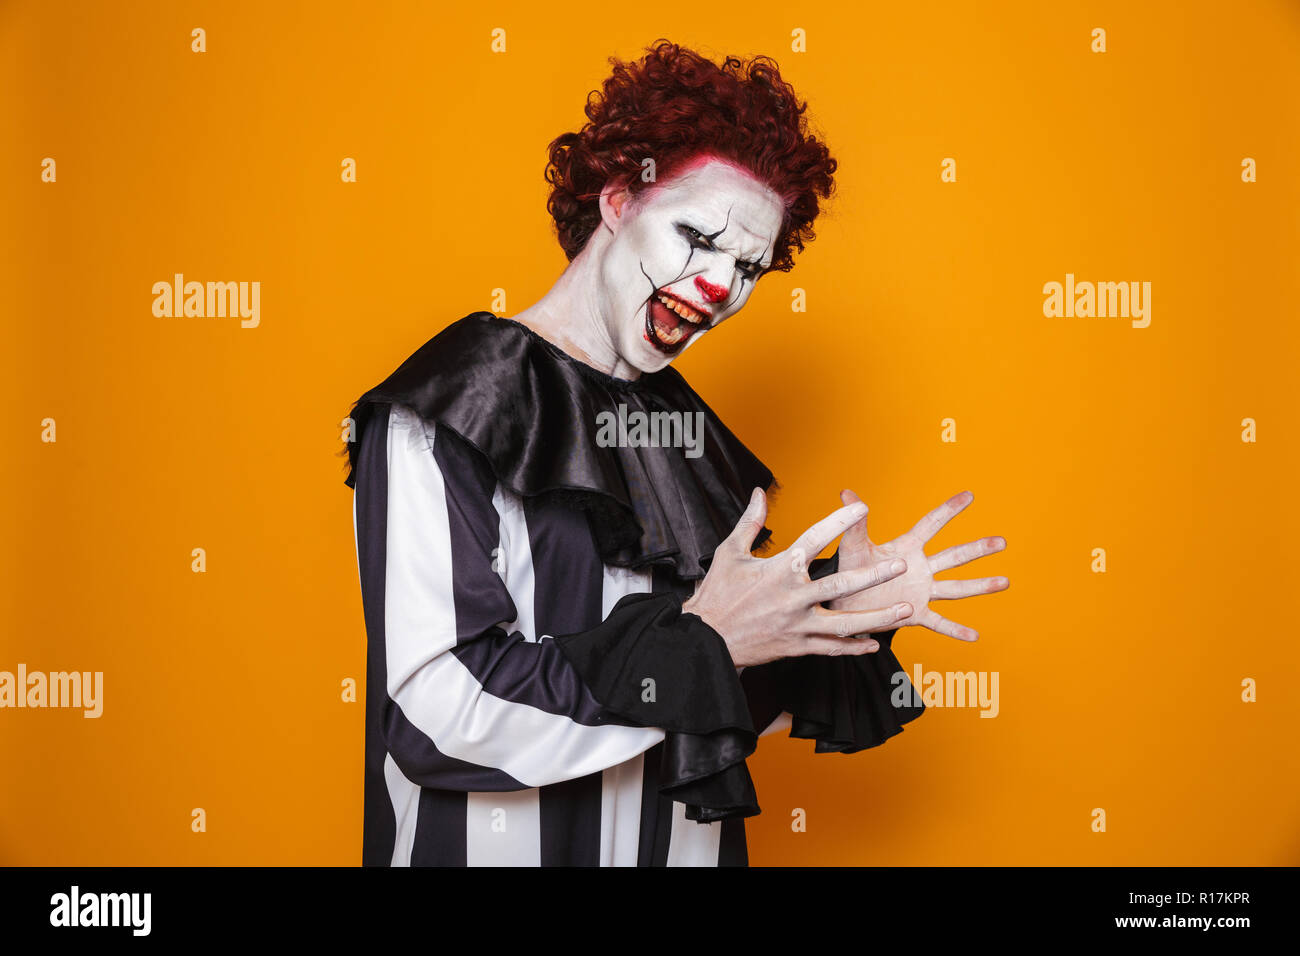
[3,0,1297,865]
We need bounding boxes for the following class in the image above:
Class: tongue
[650,298,684,342]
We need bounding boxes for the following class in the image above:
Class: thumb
[726,487,768,553]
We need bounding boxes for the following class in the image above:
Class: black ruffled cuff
[552,591,761,822]
[771,550,925,752]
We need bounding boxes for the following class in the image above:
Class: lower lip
[645,297,703,354]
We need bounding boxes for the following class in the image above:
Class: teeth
[657,292,703,325]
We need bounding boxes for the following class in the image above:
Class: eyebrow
[679,219,767,268]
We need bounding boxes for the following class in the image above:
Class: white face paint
[596,157,785,374]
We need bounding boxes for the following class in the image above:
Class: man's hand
[683,488,914,668]
[830,489,1009,641]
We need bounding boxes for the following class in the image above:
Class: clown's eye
[736,260,764,281]
[678,223,712,250]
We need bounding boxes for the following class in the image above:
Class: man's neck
[510,234,641,381]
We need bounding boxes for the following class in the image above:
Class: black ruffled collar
[343,312,775,579]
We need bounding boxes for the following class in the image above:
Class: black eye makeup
[677,223,711,250]
[675,222,766,281]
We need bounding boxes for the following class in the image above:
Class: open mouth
[645,289,711,354]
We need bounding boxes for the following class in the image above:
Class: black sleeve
[552,593,761,822]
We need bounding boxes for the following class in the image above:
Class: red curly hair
[545,40,837,274]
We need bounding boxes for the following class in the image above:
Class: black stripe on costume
[636,742,675,867]
[383,700,526,791]
[528,498,606,866]
[539,778,603,867]
[427,420,519,646]
[354,403,398,866]
[411,789,468,866]
[718,817,748,866]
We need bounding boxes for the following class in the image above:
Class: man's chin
[630,329,707,373]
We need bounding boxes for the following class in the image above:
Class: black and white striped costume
[344,313,924,866]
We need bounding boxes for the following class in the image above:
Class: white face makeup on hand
[597,157,785,374]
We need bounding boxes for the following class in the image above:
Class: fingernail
[864,640,879,652]
[890,559,906,574]
[895,603,911,619]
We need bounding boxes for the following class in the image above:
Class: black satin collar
[344,312,775,580]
